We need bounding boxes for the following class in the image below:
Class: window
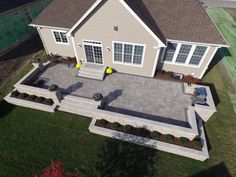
[175,44,191,64]
[53,31,68,44]
[163,43,177,62]
[162,42,208,67]
[189,46,207,65]
[113,42,144,66]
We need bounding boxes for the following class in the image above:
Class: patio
[38,63,193,127]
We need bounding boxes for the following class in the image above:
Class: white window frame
[112,41,146,67]
[161,42,209,68]
[83,40,104,65]
[51,30,69,45]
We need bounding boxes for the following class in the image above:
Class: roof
[0,0,38,14]
[31,0,96,29]
[31,0,228,46]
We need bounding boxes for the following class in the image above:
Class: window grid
[53,31,68,44]
[189,46,207,65]
[163,43,177,62]
[113,42,144,66]
[175,44,191,64]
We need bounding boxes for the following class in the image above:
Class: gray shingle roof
[31,0,227,46]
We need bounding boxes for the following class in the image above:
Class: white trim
[37,27,49,55]
[67,0,103,35]
[71,36,79,63]
[167,38,229,48]
[112,41,146,68]
[29,24,70,31]
[83,40,104,65]
[118,0,165,47]
[199,47,219,79]
[51,29,70,45]
[152,46,161,77]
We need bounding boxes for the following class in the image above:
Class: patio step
[78,64,106,80]
[58,103,95,117]
[62,95,100,108]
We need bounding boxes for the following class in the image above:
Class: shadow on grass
[201,82,220,106]
[0,35,43,61]
[190,162,231,177]
[0,100,15,118]
[204,47,231,77]
[96,139,157,177]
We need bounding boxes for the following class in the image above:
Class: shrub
[34,97,45,103]
[42,99,54,106]
[124,125,133,134]
[151,131,161,140]
[11,90,20,98]
[93,93,103,101]
[137,128,149,137]
[165,134,174,143]
[193,139,203,150]
[48,84,58,92]
[33,79,45,87]
[17,93,29,99]
[97,119,108,127]
[26,95,37,101]
[111,122,120,130]
[179,137,189,146]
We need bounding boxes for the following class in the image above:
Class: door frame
[83,40,104,65]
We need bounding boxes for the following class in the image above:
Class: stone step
[80,65,106,74]
[61,99,98,109]
[78,72,104,80]
[62,94,99,106]
[58,103,95,117]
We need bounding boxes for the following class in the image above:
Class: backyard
[0,7,236,177]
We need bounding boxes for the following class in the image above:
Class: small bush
[111,122,120,130]
[93,93,103,101]
[11,90,20,98]
[124,125,133,134]
[26,95,37,101]
[193,139,203,150]
[151,131,161,140]
[33,79,45,87]
[137,128,149,137]
[42,99,54,106]
[17,93,29,99]
[179,137,189,146]
[34,97,45,103]
[48,84,58,92]
[165,134,174,143]
[97,119,108,127]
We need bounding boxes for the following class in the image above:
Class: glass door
[84,41,103,64]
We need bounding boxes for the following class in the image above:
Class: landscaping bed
[10,90,54,106]
[95,119,203,151]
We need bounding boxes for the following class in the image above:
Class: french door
[84,41,103,64]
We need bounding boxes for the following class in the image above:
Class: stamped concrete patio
[38,63,193,126]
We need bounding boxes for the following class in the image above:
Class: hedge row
[10,90,54,106]
[96,119,203,151]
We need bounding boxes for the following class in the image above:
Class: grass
[207,7,236,111]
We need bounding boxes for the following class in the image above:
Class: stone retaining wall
[89,118,209,161]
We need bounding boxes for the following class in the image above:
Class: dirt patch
[0,35,43,86]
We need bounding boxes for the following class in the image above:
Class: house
[0,0,53,56]
[30,0,228,79]
[4,0,228,161]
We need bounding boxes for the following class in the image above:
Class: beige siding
[73,0,161,77]
[158,46,218,78]
[38,27,75,57]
